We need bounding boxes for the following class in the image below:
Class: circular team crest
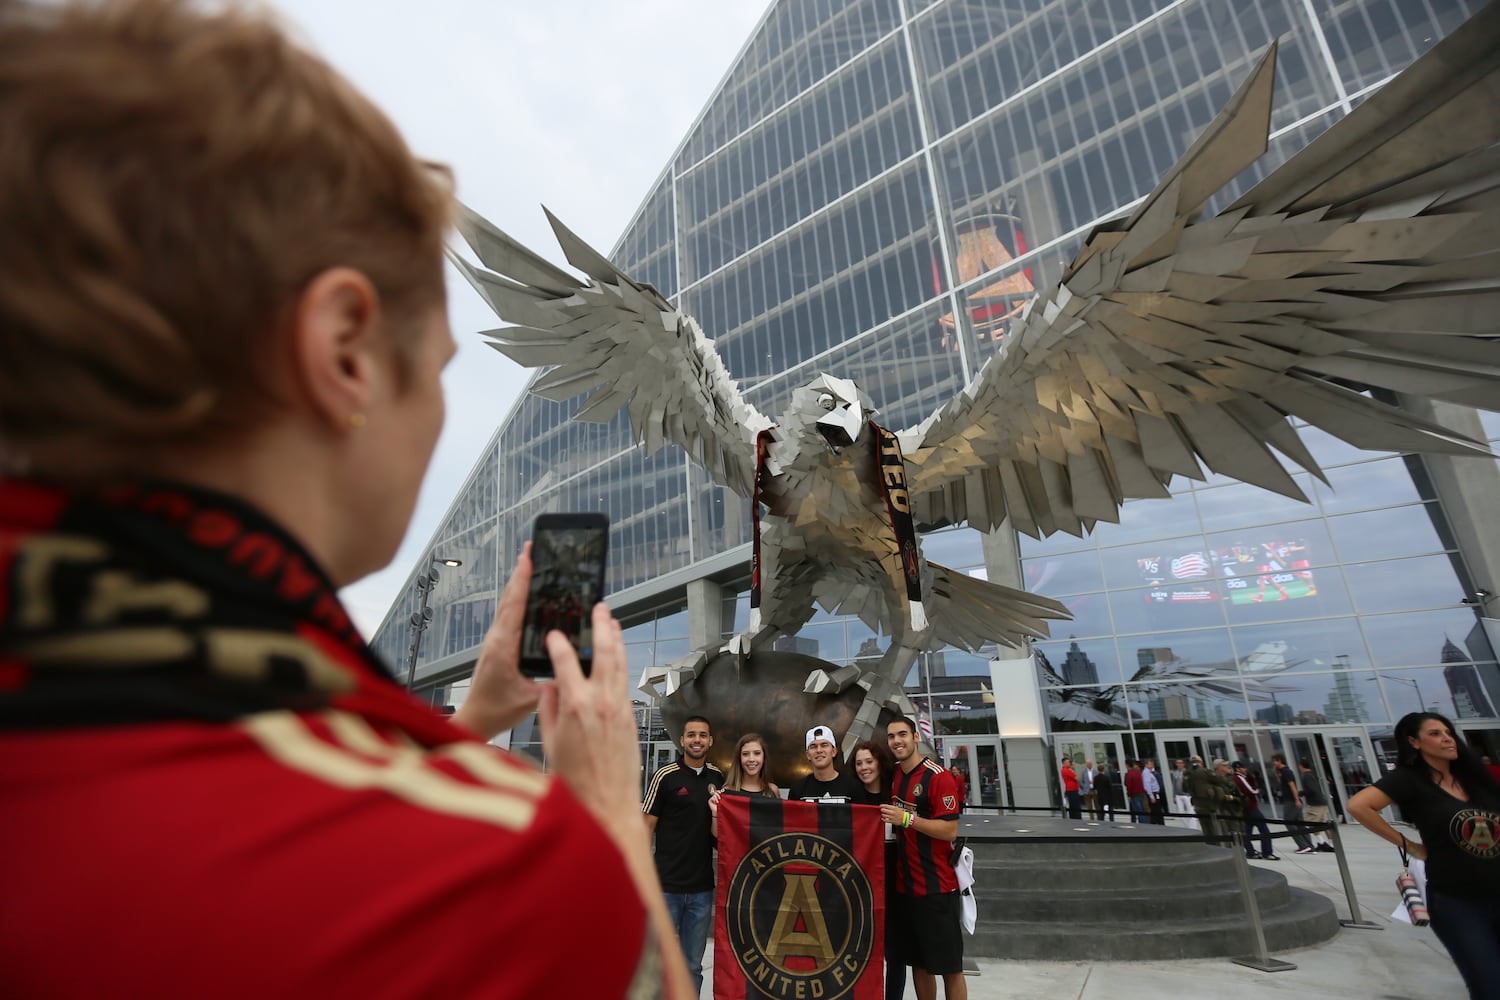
[1449,807,1500,858]
[726,831,875,999]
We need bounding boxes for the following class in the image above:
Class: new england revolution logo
[726,831,875,999]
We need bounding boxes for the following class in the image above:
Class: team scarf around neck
[0,477,458,745]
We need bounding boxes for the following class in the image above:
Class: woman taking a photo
[0,2,690,995]
[1349,712,1500,999]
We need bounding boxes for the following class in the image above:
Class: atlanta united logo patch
[1450,808,1500,858]
[726,831,875,999]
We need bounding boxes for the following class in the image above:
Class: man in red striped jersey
[880,716,966,1000]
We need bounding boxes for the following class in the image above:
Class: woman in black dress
[1349,712,1500,1000]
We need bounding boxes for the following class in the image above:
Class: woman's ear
[287,267,384,429]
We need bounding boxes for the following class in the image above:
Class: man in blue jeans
[1232,761,1279,860]
[644,715,722,992]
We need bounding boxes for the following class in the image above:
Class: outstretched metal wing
[450,207,773,497]
[899,9,1500,540]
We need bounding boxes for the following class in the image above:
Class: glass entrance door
[1134,730,1233,767]
[1056,735,1124,819]
[1290,727,1379,824]
[943,738,1003,810]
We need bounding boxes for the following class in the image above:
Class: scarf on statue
[0,477,459,747]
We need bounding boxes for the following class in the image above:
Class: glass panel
[1344,555,1467,614]
[1298,423,1403,470]
[682,163,937,387]
[1314,457,1423,514]
[927,649,994,680]
[679,0,900,167]
[1018,529,1096,559]
[1125,630,1237,681]
[679,36,920,283]
[1326,504,1448,562]
[933,695,997,736]
[1047,688,1133,733]
[613,177,677,299]
[1022,548,1105,595]
[1328,734,1376,803]
[1230,618,1370,676]
[1048,594,1115,641]
[1362,609,1496,668]
[1314,0,1480,96]
[1092,491,1202,545]
[789,621,849,663]
[974,744,1001,808]
[1124,683,1249,731]
[1254,670,1390,725]
[922,525,989,569]
[1107,588,1227,640]
[1383,665,1499,721]
[654,609,690,640]
[1036,637,1121,687]
[1193,476,1318,533]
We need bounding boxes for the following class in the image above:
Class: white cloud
[266,2,771,635]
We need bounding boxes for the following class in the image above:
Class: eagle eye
[816,393,836,411]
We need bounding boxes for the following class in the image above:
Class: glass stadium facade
[373,0,1499,809]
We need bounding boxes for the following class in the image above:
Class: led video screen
[1137,539,1317,606]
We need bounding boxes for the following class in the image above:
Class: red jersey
[1061,766,1080,793]
[890,757,961,896]
[0,478,656,998]
[0,713,653,998]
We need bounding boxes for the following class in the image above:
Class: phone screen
[520,513,609,678]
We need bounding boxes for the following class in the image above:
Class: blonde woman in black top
[722,732,780,798]
[709,733,779,836]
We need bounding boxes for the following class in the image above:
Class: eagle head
[791,374,875,453]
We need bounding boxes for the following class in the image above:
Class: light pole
[405,555,462,690]
[1387,675,1426,712]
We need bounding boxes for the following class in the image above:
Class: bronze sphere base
[659,648,898,785]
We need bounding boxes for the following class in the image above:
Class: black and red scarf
[0,477,457,745]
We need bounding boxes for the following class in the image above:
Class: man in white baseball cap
[787,724,861,801]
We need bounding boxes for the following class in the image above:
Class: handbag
[1395,837,1429,927]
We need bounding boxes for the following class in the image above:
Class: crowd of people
[1064,754,1340,859]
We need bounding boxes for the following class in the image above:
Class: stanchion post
[1229,826,1297,972]
[1327,820,1382,929]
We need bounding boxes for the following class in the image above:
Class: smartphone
[519,512,610,678]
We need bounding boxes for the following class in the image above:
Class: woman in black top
[721,732,780,799]
[1349,712,1500,1000]
[851,739,904,1000]
[708,733,779,837]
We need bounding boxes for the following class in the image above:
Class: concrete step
[966,886,1339,961]
[971,845,1240,893]
[952,815,1340,961]
[971,867,1292,923]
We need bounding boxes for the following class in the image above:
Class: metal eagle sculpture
[453,15,1500,755]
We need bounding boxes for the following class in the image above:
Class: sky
[266,2,773,636]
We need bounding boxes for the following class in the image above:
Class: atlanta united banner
[714,796,885,1000]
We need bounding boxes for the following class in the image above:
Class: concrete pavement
[700,820,1468,999]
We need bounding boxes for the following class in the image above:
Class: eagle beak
[815,405,862,451]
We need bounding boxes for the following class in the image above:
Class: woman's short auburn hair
[0,0,454,477]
